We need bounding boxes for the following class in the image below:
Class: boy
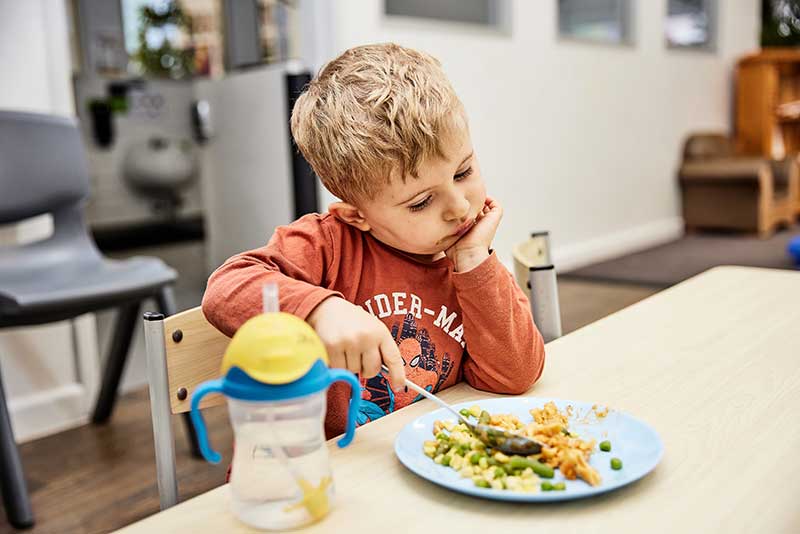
[202,43,545,438]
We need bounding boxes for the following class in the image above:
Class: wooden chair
[511,232,562,343]
[143,306,230,510]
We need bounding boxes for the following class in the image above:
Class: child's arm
[202,215,405,389]
[452,253,545,394]
[445,197,545,393]
[201,216,341,337]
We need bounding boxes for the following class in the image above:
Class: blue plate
[394,397,663,502]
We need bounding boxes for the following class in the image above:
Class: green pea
[494,466,506,478]
[553,482,566,491]
[435,432,449,441]
[457,443,470,455]
[610,458,623,470]
[441,455,451,467]
[470,452,482,465]
[541,481,553,491]
[479,410,491,425]
[474,479,491,488]
[599,440,611,452]
[459,408,471,418]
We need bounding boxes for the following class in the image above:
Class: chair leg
[91,301,141,424]
[154,286,202,459]
[0,365,34,529]
[181,412,202,459]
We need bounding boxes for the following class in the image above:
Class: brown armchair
[678,133,798,238]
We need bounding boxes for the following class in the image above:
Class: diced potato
[450,455,463,470]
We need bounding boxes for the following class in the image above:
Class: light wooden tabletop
[116,266,800,534]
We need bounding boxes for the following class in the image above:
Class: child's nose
[444,194,470,221]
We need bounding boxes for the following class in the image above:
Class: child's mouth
[451,219,476,238]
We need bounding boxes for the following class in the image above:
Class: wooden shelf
[737,49,800,157]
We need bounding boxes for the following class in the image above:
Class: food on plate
[423,402,605,491]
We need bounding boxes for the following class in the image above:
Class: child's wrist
[307,296,343,328]
[452,247,489,272]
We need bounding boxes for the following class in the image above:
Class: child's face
[358,125,486,261]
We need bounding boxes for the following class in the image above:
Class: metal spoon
[381,366,543,455]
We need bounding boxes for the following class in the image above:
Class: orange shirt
[202,213,545,438]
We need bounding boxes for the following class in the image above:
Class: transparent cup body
[227,391,333,530]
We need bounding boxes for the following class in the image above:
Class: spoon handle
[380,365,465,422]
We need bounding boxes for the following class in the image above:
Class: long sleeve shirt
[202,213,545,438]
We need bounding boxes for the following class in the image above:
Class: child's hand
[307,297,406,390]
[445,196,503,272]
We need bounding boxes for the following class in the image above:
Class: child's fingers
[380,337,406,391]
[361,347,382,378]
[329,350,347,372]
[344,348,362,374]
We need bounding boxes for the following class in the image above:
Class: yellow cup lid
[221,312,329,385]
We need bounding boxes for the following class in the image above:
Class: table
[116,267,800,533]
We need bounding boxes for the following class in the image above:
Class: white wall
[0,0,100,441]
[323,0,761,270]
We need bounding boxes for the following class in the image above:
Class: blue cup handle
[328,369,361,448]
[190,379,225,463]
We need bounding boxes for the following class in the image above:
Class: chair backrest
[512,232,551,300]
[163,306,230,414]
[0,111,90,224]
[511,232,562,343]
[143,306,230,510]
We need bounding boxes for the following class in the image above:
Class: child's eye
[454,167,473,181]
[409,196,432,212]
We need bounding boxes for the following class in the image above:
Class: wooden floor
[1,278,659,534]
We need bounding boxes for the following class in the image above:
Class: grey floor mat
[562,225,800,287]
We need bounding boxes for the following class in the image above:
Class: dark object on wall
[0,111,203,529]
[88,99,113,147]
[191,99,213,143]
[677,132,798,238]
[107,82,129,113]
[761,0,800,47]
[286,70,319,218]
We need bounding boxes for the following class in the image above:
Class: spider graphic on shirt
[357,313,454,425]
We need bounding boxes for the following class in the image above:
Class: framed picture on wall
[557,0,633,45]
[384,0,511,33]
[665,0,717,51]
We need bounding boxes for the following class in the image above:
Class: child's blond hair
[290,43,465,202]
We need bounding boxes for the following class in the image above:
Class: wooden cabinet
[736,48,800,158]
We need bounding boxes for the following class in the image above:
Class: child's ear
[329,202,371,231]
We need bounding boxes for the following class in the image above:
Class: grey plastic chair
[0,110,196,528]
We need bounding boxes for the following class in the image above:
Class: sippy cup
[190,286,361,530]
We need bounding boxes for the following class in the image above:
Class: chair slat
[163,307,230,413]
